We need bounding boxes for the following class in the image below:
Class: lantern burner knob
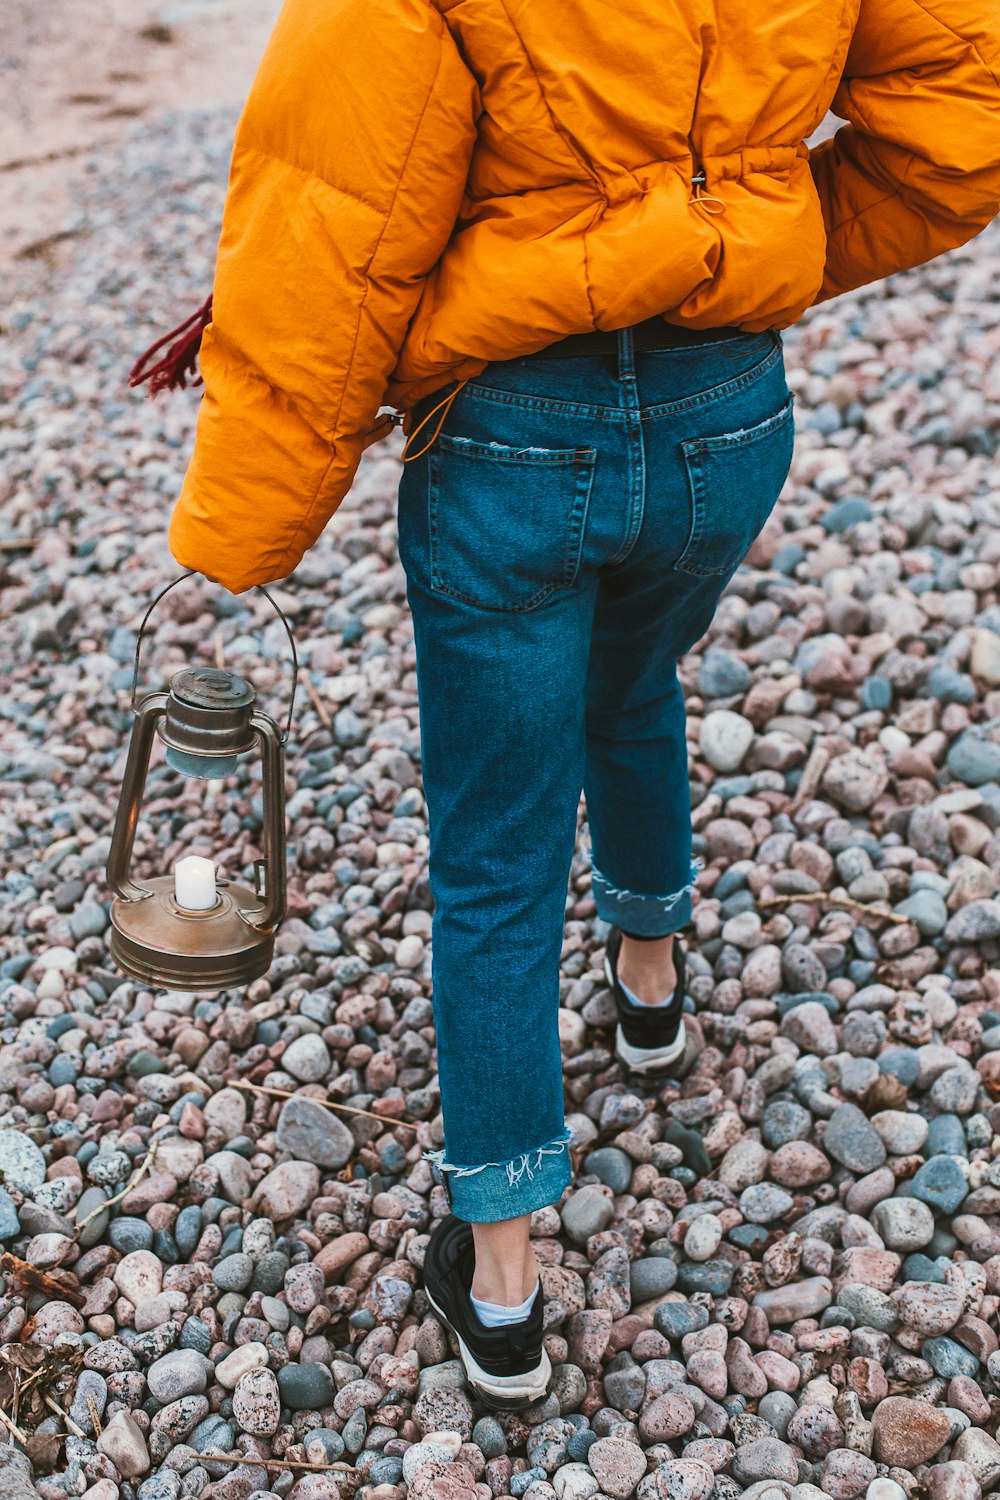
[172,667,256,711]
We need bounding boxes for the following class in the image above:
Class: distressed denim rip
[396,324,795,1221]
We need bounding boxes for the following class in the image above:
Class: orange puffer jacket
[168,0,1000,594]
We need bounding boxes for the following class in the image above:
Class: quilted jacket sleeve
[809,0,1000,303]
[168,0,479,594]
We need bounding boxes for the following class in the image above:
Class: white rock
[871,1110,928,1155]
[971,627,1000,686]
[552,1463,601,1500]
[203,1087,248,1135]
[394,933,425,969]
[215,1342,268,1389]
[865,1482,907,1500]
[281,1034,331,1083]
[558,1008,586,1057]
[207,1150,253,1203]
[33,946,78,973]
[699,710,755,773]
[154,1136,204,1182]
[422,1432,463,1456]
[878,726,910,756]
[96,1410,150,1478]
[35,969,65,1001]
[134,1293,184,1333]
[402,1441,459,1485]
[113,1250,163,1306]
[684,1214,722,1263]
[721,911,762,950]
[0,1131,46,1192]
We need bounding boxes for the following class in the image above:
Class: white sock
[620,976,675,1009]
[470,1280,540,1328]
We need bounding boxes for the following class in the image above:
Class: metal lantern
[106,573,296,991]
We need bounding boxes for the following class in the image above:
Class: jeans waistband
[528,317,747,360]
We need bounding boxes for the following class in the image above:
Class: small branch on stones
[86,1396,102,1438]
[67,1140,159,1235]
[198,1453,358,1474]
[298,669,333,731]
[756,892,910,924]
[233,1078,403,1125]
[0,1404,27,1445]
[42,1396,85,1440]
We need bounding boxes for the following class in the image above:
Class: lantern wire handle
[129,570,298,744]
[255,583,299,745]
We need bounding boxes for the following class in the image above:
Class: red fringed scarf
[129,294,214,395]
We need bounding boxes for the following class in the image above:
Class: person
[144,0,1000,1410]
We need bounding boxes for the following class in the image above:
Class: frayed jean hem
[425,1127,573,1223]
[591,857,702,937]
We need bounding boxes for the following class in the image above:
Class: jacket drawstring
[399,379,469,463]
[689,169,727,215]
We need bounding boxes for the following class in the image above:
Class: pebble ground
[2,104,1000,1500]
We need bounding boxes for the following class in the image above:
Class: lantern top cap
[170,667,256,712]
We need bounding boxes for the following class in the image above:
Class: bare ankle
[471,1216,538,1305]
[618,932,676,1005]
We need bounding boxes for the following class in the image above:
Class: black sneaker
[423,1215,550,1409]
[604,925,689,1077]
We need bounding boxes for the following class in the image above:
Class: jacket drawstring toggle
[689,169,727,215]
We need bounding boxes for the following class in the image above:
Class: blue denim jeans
[396,325,794,1222]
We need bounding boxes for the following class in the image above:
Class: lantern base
[109,876,274,991]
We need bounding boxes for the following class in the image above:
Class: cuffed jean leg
[586,668,699,937]
[583,571,719,938]
[394,551,591,1221]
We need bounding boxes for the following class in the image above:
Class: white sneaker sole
[614,1019,687,1076]
[605,951,688,1077]
[425,1288,552,1409]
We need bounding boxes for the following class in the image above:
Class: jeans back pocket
[428,434,596,612]
[676,394,795,578]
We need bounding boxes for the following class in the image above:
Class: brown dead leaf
[24,1430,62,1474]
[859,1072,908,1114]
[0,1253,84,1308]
[0,1342,82,1433]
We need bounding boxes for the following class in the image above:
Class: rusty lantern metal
[106,573,295,992]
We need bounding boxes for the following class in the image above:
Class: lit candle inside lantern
[174,855,217,911]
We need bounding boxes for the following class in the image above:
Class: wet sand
[1,0,280,274]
